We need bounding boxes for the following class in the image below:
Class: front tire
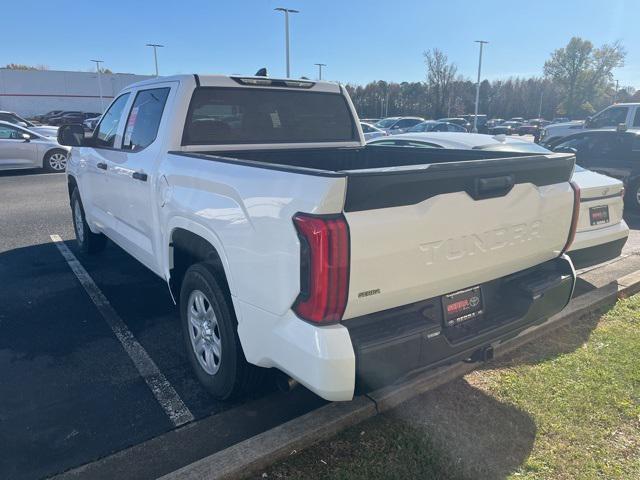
[71,189,107,254]
[180,263,260,400]
[43,149,68,173]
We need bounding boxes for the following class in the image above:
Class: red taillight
[561,181,581,254]
[292,213,349,324]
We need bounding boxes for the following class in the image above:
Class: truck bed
[176,146,575,212]
[182,144,570,173]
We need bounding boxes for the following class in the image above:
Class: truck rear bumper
[343,256,576,392]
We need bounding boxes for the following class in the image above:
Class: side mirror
[58,124,86,147]
[21,133,31,142]
[584,116,593,128]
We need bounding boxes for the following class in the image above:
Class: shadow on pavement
[389,378,536,480]
[0,168,59,177]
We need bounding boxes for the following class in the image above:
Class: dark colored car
[436,117,471,132]
[407,120,467,133]
[517,123,540,135]
[546,128,640,209]
[33,110,64,123]
[489,121,523,135]
[49,112,101,126]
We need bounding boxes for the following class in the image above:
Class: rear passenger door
[580,133,629,179]
[110,85,172,273]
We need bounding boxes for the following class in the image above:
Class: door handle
[97,162,107,170]
[132,171,148,182]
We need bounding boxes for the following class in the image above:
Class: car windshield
[374,118,399,128]
[472,142,551,154]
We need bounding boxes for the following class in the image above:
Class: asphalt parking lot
[2,169,640,480]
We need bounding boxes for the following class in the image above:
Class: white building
[0,69,153,117]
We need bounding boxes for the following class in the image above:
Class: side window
[555,134,587,150]
[587,133,621,160]
[122,87,170,151]
[590,106,628,128]
[94,93,131,148]
[0,124,21,139]
[396,119,421,128]
[360,124,372,133]
[633,109,640,128]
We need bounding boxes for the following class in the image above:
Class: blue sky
[6,0,640,87]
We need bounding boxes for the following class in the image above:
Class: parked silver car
[0,121,70,172]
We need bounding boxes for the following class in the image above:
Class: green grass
[255,295,640,480]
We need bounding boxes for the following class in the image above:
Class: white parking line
[50,234,194,427]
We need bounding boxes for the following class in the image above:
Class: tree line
[346,37,634,121]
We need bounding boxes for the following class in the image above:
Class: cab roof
[123,74,342,94]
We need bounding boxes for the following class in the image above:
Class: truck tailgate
[342,154,576,319]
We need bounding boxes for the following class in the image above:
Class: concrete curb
[160,270,640,480]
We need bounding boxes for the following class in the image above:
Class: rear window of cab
[182,87,357,145]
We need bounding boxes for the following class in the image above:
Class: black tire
[43,149,68,173]
[625,180,640,212]
[71,188,108,254]
[180,263,261,400]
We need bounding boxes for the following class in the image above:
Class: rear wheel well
[170,228,231,300]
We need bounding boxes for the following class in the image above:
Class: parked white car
[0,121,70,172]
[368,132,629,268]
[360,122,387,141]
[540,103,640,144]
[60,74,579,401]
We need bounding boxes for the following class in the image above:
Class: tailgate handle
[474,175,514,199]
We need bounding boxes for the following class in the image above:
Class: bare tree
[424,49,457,118]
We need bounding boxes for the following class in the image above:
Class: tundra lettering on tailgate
[419,221,542,265]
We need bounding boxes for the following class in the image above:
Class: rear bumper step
[344,256,576,392]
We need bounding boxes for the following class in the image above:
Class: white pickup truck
[540,102,640,145]
[59,74,579,402]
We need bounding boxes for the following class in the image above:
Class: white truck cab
[60,74,579,401]
[541,103,640,144]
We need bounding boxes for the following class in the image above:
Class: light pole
[90,59,105,112]
[314,63,326,80]
[274,7,299,78]
[472,40,488,133]
[146,44,164,76]
[538,89,544,119]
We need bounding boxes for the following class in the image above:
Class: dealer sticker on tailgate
[589,205,609,226]
[442,286,484,327]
